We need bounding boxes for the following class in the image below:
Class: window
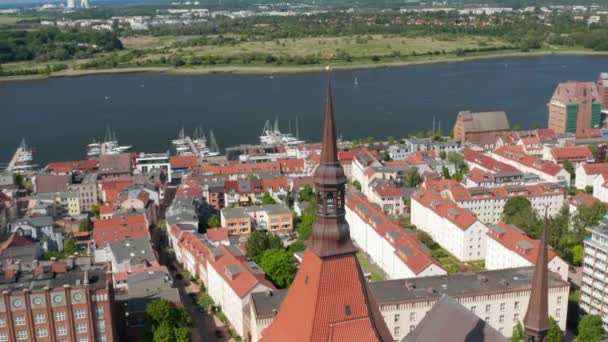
[556,309,561,318]
[514,314,519,321]
[499,315,504,323]
[500,303,506,312]
[14,316,25,326]
[76,323,87,333]
[97,320,106,333]
[471,306,476,313]
[485,317,490,322]
[394,314,400,322]
[34,313,46,324]
[0,318,5,327]
[0,332,7,342]
[97,335,107,342]
[56,311,66,322]
[16,331,27,341]
[79,338,88,342]
[394,327,400,337]
[485,304,491,313]
[74,309,86,319]
[36,328,48,338]
[57,326,68,336]
[410,312,416,321]
[557,296,562,305]
[410,325,416,332]
[514,301,520,310]
[499,328,504,334]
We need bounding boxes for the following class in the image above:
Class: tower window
[345,305,351,316]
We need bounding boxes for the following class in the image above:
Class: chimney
[83,270,89,285]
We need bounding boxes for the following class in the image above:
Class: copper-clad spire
[309,79,356,258]
[523,210,550,341]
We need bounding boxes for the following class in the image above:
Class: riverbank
[1,48,607,82]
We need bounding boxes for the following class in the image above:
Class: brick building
[548,81,602,134]
[453,111,510,149]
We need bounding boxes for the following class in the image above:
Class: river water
[1,55,607,165]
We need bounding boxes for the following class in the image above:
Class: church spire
[523,210,550,341]
[309,79,357,258]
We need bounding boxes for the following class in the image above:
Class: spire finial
[523,206,550,341]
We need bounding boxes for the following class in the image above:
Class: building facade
[581,220,608,331]
[548,81,602,134]
[453,110,510,149]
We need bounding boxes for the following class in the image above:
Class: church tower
[523,216,550,341]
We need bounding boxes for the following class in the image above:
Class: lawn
[0,16,24,25]
[357,252,386,282]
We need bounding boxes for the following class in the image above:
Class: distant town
[0,70,607,341]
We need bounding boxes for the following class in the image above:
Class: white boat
[260,118,305,146]
[11,138,37,172]
[172,126,220,157]
[86,128,132,158]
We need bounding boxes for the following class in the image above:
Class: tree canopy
[146,298,191,342]
[259,249,298,288]
[547,317,563,342]
[261,192,277,205]
[577,314,605,342]
[510,321,523,342]
[245,230,283,263]
[404,167,422,188]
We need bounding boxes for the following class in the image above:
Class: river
[1,55,607,165]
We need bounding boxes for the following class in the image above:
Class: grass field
[357,252,386,282]
[0,16,29,25]
[123,34,506,59]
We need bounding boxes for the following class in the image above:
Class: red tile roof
[0,233,34,256]
[550,146,593,161]
[582,163,608,176]
[463,148,518,173]
[576,128,602,139]
[406,150,436,165]
[570,192,601,208]
[487,222,558,264]
[466,168,495,184]
[494,146,564,176]
[424,179,564,202]
[346,191,441,275]
[170,155,199,169]
[99,179,135,204]
[100,205,115,215]
[46,160,98,174]
[536,129,557,140]
[412,189,477,231]
[373,184,404,197]
[93,214,150,248]
[206,228,229,242]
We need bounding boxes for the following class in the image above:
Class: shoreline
[2,49,608,82]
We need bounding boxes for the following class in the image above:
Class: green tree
[577,314,605,342]
[404,167,422,188]
[259,249,298,288]
[513,123,522,131]
[63,239,76,256]
[572,203,607,240]
[503,196,539,237]
[174,327,190,342]
[547,317,563,342]
[585,186,594,194]
[447,151,466,170]
[563,160,574,180]
[207,214,220,228]
[79,219,90,232]
[146,299,192,342]
[287,240,306,254]
[588,144,599,161]
[261,192,277,205]
[153,322,174,342]
[298,184,314,202]
[441,166,451,179]
[511,321,523,342]
[439,150,447,160]
[352,180,362,191]
[198,293,214,312]
[572,245,585,266]
[245,230,283,263]
[91,204,101,218]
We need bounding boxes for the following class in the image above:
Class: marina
[5,138,36,173]
[86,127,132,158]
[172,127,220,159]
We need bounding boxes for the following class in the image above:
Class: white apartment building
[367,181,407,216]
[411,189,488,261]
[249,267,570,341]
[424,179,564,224]
[592,174,608,203]
[581,221,608,332]
[135,152,171,182]
[345,191,446,279]
[388,144,411,161]
[486,223,568,281]
[492,146,570,187]
[576,162,608,190]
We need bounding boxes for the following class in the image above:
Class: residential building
[92,214,149,249]
[169,155,198,180]
[345,190,446,279]
[135,152,171,183]
[0,172,15,190]
[46,160,98,175]
[250,266,569,341]
[8,216,64,251]
[0,260,116,342]
[0,232,42,269]
[569,192,601,220]
[581,220,608,331]
[35,173,70,194]
[411,188,489,261]
[492,146,570,187]
[68,173,99,212]
[592,173,608,203]
[220,204,293,236]
[424,179,564,224]
[575,162,608,189]
[98,153,133,179]
[546,146,594,164]
[486,222,568,281]
[60,190,81,217]
[388,144,411,161]
[548,81,602,134]
[368,181,411,216]
[453,110,510,149]
[598,72,608,110]
[517,136,544,157]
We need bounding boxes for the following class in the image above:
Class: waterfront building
[486,222,568,281]
[597,72,608,110]
[581,219,608,331]
[423,179,564,224]
[46,160,98,175]
[135,152,171,183]
[345,190,446,279]
[548,81,602,134]
[453,110,510,149]
[0,259,116,342]
[98,153,133,179]
[260,82,393,341]
[220,204,293,236]
[411,188,488,261]
[250,266,568,341]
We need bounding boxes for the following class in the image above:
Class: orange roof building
[261,82,392,341]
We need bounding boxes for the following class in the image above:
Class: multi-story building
[581,220,608,331]
[411,188,489,261]
[424,179,564,224]
[92,214,150,249]
[0,259,116,342]
[220,204,293,236]
[575,162,608,190]
[345,190,446,279]
[453,110,510,149]
[368,181,409,216]
[545,146,594,164]
[135,152,171,183]
[98,153,133,179]
[492,146,571,187]
[249,267,569,341]
[8,216,64,252]
[486,222,568,281]
[59,190,81,217]
[598,72,608,110]
[548,81,602,134]
[68,173,99,212]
